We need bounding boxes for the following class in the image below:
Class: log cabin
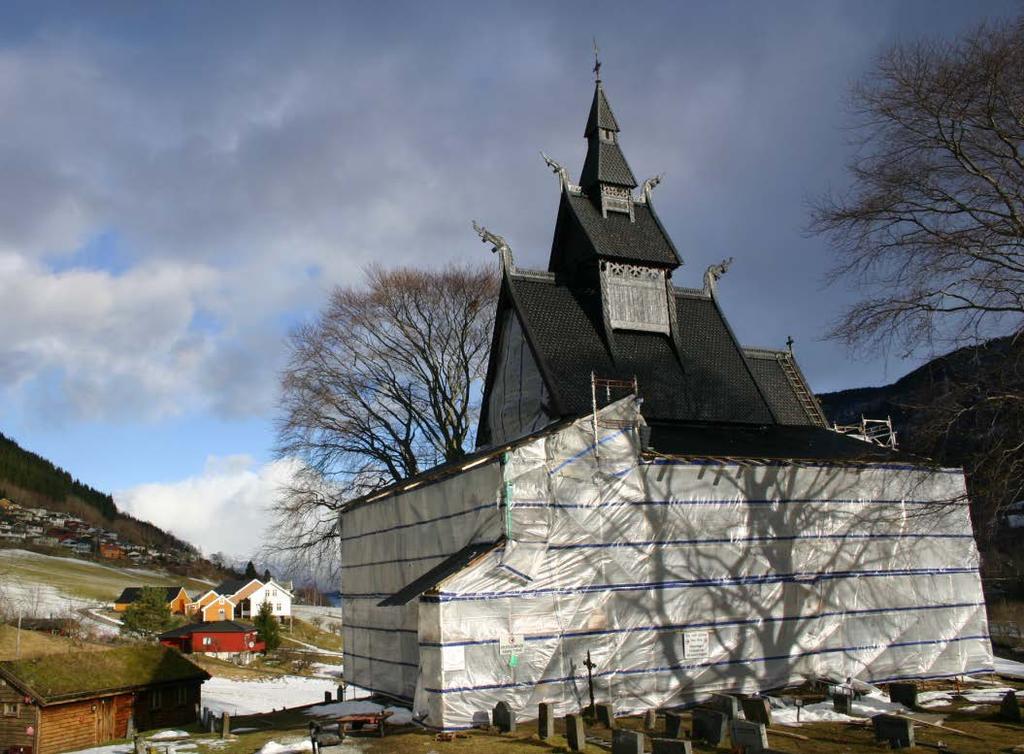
[0,645,209,754]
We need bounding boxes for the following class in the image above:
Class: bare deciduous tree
[811,18,1024,548]
[811,18,1024,352]
[270,263,499,575]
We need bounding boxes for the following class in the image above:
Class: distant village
[0,497,197,567]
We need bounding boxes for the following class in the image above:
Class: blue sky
[0,1,1016,558]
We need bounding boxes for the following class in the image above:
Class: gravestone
[651,739,693,754]
[888,682,918,709]
[337,682,347,702]
[664,711,685,738]
[471,710,491,728]
[611,729,644,754]
[692,707,728,746]
[538,702,554,740]
[133,735,144,754]
[741,697,772,726]
[643,708,658,730]
[324,691,332,703]
[221,711,230,739]
[1001,690,1021,722]
[565,713,586,752]
[596,702,616,728]
[729,719,768,753]
[493,701,516,733]
[833,692,852,715]
[872,714,914,748]
[709,693,742,720]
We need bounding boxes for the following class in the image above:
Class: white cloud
[114,455,299,560]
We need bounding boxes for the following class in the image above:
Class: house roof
[560,191,680,267]
[743,347,828,427]
[213,578,256,596]
[0,646,209,705]
[159,620,255,638]
[503,273,777,426]
[114,586,185,605]
[378,540,503,607]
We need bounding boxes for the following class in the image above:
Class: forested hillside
[0,430,194,552]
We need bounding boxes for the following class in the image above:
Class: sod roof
[0,645,209,704]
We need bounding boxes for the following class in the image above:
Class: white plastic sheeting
[342,397,992,730]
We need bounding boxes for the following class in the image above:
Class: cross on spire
[592,38,601,82]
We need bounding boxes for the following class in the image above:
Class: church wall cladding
[340,462,505,701]
[356,398,988,730]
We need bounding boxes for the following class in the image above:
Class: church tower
[475,69,826,448]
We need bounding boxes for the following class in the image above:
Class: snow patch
[773,691,915,727]
[150,730,190,740]
[202,675,370,716]
[257,741,313,754]
[995,656,1024,680]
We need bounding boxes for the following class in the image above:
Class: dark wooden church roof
[476,75,837,453]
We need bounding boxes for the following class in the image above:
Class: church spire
[578,70,638,217]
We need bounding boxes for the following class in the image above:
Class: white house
[248,580,292,622]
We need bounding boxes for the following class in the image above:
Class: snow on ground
[150,730,190,740]
[0,580,88,617]
[202,675,370,716]
[311,662,344,679]
[303,699,414,725]
[996,656,1024,680]
[961,686,1020,703]
[257,741,313,754]
[773,691,915,727]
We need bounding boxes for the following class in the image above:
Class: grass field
[0,548,213,604]
[0,623,108,660]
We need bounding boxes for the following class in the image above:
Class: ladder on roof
[776,353,828,427]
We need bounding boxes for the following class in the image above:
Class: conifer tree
[120,586,175,639]
[254,600,280,652]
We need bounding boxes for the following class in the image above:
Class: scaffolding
[832,415,898,450]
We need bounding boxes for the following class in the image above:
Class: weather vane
[593,37,601,81]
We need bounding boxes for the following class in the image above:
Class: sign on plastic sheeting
[499,633,525,657]
[442,644,466,672]
[683,630,710,659]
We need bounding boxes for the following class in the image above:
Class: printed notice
[441,644,465,672]
[498,633,525,657]
[683,630,710,659]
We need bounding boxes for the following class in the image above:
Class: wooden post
[221,711,230,738]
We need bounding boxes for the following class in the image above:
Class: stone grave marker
[596,702,616,728]
[611,729,644,754]
[538,702,554,740]
[664,711,685,738]
[1001,690,1022,722]
[221,711,230,739]
[493,701,515,733]
[643,708,658,730]
[709,693,742,720]
[565,713,586,752]
[741,697,772,726]
[692,707,728,746]
[888,682,918,709]
[729,719,768,753]
[651,739,693,754]
[471,710,491,728]
[324,691,332,703]
[872,714,914,748]
[833,692,852,715]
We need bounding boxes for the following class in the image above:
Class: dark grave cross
[584,650,598,719]
[833,692,852,715]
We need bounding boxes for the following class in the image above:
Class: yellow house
[113,586,192,614]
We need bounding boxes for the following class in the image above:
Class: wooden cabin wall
[0,681,39,752]
[36,693,131,754]
[133,681,201,731]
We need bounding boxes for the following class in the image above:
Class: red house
[158,621,264,661]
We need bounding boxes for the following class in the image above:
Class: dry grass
[0,623,107,660]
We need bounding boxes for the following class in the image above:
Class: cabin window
[202,636,213,646]
[2,702,18,717]
[150,689,162,710]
